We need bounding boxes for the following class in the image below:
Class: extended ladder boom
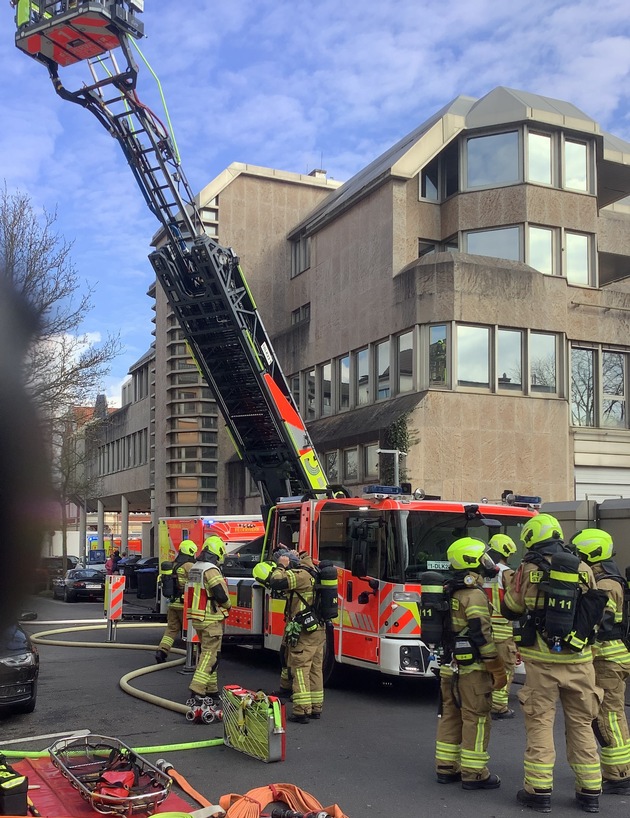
[15,0,331,505]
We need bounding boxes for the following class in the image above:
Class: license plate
[85,583,101,589]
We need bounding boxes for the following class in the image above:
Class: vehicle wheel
[63,588,75,603]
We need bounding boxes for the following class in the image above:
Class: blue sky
[2,0,630,406]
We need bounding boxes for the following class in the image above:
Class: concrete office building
[90,86,630,533]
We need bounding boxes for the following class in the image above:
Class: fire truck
[14,2,539,679]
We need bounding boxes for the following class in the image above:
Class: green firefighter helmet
[488,533,517,561]
[570,528,614,564]
[178,539,197,557]
[447,537,491,571]
[520,513,563,548]
[202,535,226,564]
[252,560,274,585]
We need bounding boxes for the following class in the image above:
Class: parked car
[0,612,39,715]
[34,555,82,592]
[52,568,106,602]
[223,535,265,576]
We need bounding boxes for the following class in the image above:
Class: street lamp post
[377,448,407,486]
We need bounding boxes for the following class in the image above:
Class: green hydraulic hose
[0,738,223,759]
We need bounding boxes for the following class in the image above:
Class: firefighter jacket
[592,561,630,664]
[441,571,498,678]
[186,560,231,625]
[483,563,515,642]
[502,543,596,664]
[269,555,323,630]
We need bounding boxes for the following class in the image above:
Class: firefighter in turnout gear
[484,533,518,719]
[186,535,231,704]
[571,528,630,795]
[434,537,505,791]
[502,513,604,814]
[155,539,198,663]
[268,549,326,723]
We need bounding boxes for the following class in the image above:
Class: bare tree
[0,186,121,416]
[0,186,122,570]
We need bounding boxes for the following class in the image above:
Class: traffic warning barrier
[104,574,126,642]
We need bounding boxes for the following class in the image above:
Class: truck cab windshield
[317,509,530,583]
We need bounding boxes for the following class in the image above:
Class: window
[564,139,588,191]
[443,139,459,198]
[305,369,315,420]
[420,157,439,201]
[364,444,379,479]
[602,351,626,428]
[466,226,520,262]
[355,348,369,405]
[290,375,300,411]
[429,325,448,386]
[565,231,591,286]
[530,333,556,393]
[320,362,332,416]
[337,355,350,410]
[173,372,198,385]
[397,332,413,393]
[527,132,552,184]
[466,131,519,188]
[325,451,339,483]
[418,239,437,257]
[571,347,595,426]
[343,449,358,481]
[457,326,489,388]
[291,302,311,324]
[498,329,523,390]
[528,226,554,275]
[376,340,390,399]
[291,235,311,277]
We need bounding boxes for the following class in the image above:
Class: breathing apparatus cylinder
[419,571,450,657]
[544,550,581,650]
[160,561,176,600]
[316,561,339,621]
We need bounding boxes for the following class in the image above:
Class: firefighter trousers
[491,637,517,713]
[189,620,223,697]
[289,626,325,716]
[435,669,493,782]
[518,659,603,793]
[593,659,630,782]
[158,602,183,654]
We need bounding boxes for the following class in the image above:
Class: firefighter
[571,528,630,795]
[266,549,325,723]
[502,513,604,814]
[434,537,505,790]
[155,538,198,663]
[484,533,518,719]
[186,535,231,704]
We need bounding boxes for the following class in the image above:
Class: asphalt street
[1,593,628,818]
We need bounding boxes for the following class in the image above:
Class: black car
[52,568,106,602]
[0,613,39,714]
[223,535,265,577]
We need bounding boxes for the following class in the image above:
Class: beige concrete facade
[88,86,630,538]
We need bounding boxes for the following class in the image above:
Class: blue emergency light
[363,485,403,495]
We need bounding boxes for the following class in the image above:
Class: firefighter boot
[602,777,630,795]
[516,789,552,814]
[575,790,600,814]
[436,769,461,784]
[462,774,501,790]
[155,649,168,664]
